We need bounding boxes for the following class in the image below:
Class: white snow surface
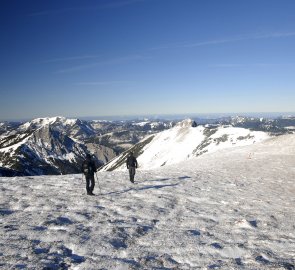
[104,119,270,171]
[133,121,150,127]
[19,116,85,133]
[137,124,269,170]
[20,116,65,130]
[1,134,295,269]
[132,122,163,129]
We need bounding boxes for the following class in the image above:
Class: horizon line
[1,111,294,122]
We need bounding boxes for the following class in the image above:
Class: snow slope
[1,134,294,269]
[102,119,270,171]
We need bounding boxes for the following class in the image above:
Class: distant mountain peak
[175,118,195,128]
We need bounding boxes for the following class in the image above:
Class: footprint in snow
[0,209,14,216]
[32,226,47,231]
[255,255,270,264]
[211,243,223,249]
[33,243,85,267]
[110,227,128,249]
[44,216,73,226]
[234,219,258,229]
[4,224,19,231]
[208,260,224,269]
[235,258,243,266]
[188,229,201,236]
[135,225,153,236]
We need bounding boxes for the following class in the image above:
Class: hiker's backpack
[82,161,93,176]
[127,156,137,167]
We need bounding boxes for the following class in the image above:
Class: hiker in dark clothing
[81,154,97,195]
[126,152,138,183]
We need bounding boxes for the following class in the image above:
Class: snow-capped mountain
[1,115,292,176]
[1,133,294,269]
[0,117,174,175]
[0,123,94,175]
[18,116,96,140]
[0,117,175,175]
[101,119,270,171]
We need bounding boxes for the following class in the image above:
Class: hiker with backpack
[81,154,97,195]
[126,151,138,183]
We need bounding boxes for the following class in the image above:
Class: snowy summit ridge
[0,117,97,175]
[101,119,270,171]
[174,118,195,128]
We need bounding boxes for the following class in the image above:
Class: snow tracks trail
[1,135,295,269]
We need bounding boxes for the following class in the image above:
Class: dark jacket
[82,159,97,176]
[126,156,138,169]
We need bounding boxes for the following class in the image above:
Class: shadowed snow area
[1,135,295,269]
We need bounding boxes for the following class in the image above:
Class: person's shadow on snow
[141,175,191,184]
[103,183,179,196]
[137,183,179,191]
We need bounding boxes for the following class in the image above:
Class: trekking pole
[95,172,102,194]
[81,173,84,183]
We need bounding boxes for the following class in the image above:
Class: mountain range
[0,117,173,176]
[0,115,294,176]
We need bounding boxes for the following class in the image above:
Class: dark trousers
[85,174,95,194]
[129,167,136,182]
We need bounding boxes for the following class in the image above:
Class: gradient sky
[1,0,295,120]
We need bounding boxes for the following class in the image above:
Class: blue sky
[1,0,295,120]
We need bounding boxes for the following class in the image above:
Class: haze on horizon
[1,0,295,121]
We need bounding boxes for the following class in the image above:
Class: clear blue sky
[1,0,295,120]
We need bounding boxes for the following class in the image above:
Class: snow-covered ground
[1,134,294,269]
[103,119,270,171]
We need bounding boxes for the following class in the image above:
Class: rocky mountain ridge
[0,115,294,176]
[101,119,270,171]
[0,117,173,175]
